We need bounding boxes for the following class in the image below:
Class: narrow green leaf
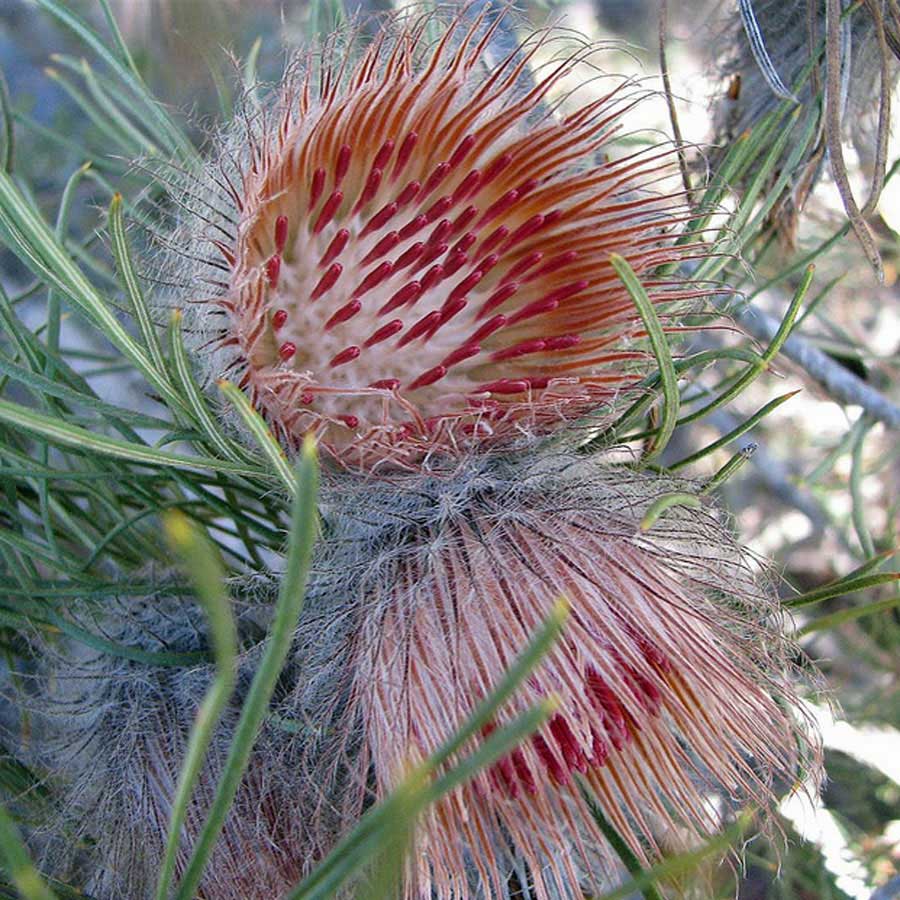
[785,572,900,609]
[363,774,418,900]
[428,598,567,771]
[0,466,144,482]
[577,780,663,900]
[594,813,752,900]
[0,396,267,479]
[77,501,183,572]
[850,416,876,558]
[12,111,124,174]
[219,380,296,494]
[289,702,554,900]
[0,804,56,900]
[243,37,263,105]
[422,702,554,807]
[0,282,44,372]
[0,756,49,811]
[740,112,819,246]
[0,526,84,571]
[836,548,898,579]
[670,390,800,470]
[43,64,140,153]
[640,493,702,531]
[166,316,250,464]
[0,353,171,429]
[664,265,815,435]
[46,161,94,370]
[699,444,756,495]
[6,596,207,666]
[155,512,237,900]
[609,254,679,461]
[0,577,192,601]
[173,438,319,900]
[798,590,900,635]
[562,347,764,453]
[172,474,284,544]
[74,55,159,154]
[3,276,162,446]
[0,608,35,631]
[0,170,183,412]
[109,193,167,373]
[96,0,143,82]
[34,0,197,162]
[729,108,804,240]
[681,102,790,267]
[287,601,566,900]
[0,67,12,174]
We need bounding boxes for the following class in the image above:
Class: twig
[824,0,884,279]
[658,0,694,203]
[859,0,892,217]
[729,299,900,430]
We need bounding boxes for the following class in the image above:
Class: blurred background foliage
[0,0,897,897]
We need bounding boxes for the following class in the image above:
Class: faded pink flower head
[292,455,819,898]
[172,8,700,466]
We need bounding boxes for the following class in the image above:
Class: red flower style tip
[183,9,703,466]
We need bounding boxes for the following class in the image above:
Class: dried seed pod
[710,0,899,265]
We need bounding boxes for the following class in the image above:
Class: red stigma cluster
[483,642,671,799]
[201,11,700,465]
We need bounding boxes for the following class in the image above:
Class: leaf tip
[302,431,318,462]
[162,509,192,550]
[542,694,562,715]
[550,596,570,625]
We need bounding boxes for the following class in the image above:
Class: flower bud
[160,10,702,467]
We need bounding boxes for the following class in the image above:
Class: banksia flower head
[166,7,701,466]
[290,454,818,898]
